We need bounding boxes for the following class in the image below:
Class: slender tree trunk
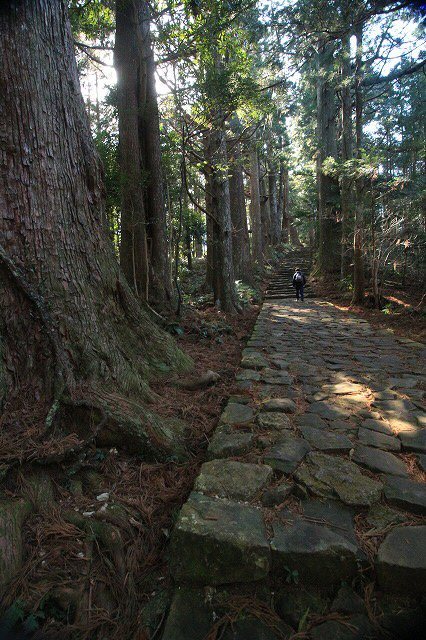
[115,0,171,306]
[203,132,214,291]
[138,1,171,306]
[260,171,272,254]
[268,157,280,245]
[352,25,365,304]
[317,40,341,275]
[183,190,192,270]
[0,0,190,457]
[249,145,263,266]
[228,138,251,281]
[340,32,353,281]
[279,162,290,243]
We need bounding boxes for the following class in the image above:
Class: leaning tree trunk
[317,40,341,276]
[0,0,190,459]
[249,145,263,267]
[228,139,252,282]
[352,24,365,305]
[115,0,171,307]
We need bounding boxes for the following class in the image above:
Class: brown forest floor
[313,280,426,343]
[3,299,260,639]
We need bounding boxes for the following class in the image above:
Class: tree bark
[249,145,263,267]
[115,0,148,299]
[260,170,272,254]
[228,138,251,282]
[317,40,341,275]
[352,24,365,305]
[279,162,290,243]
[203,131,214,291]
[115,0,171,306]
[209,127,240,312]
[0,0,190,457]
[268,156,280,245]
[340,32,353,281]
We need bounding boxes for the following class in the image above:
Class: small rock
[207,427,254,460]
[360,418,394,435]
[195,460,273,501]
[241,353,269,370]
[311,614,373,639]
[308,402,345,420]
[257,412,292,431]
[271,519,359,588]
[325,382,365,396]
[295,414,328,430]
[399,428,426,453]
[170,492,270,584]
[96,492,109,502]
[264,436,311,474]
[302,499,357,545]
[261,482,293,507]
[352,445,409,477]
[383,475,426,514]
[262,398,297,413]
[236,369,261,382]
[376,526,426,595]
[295,452,383,507]
[357,428,401,452]
[221,402,254,425]
[366,503,407,529]
[161,587,214,640]
[417,453,426,472]
[299,425,352,452]
[331,585,366,615]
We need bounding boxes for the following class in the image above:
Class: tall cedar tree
[115,0,171,306]
[0,0,190,458]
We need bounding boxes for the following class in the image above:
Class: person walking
[292,268,306,301]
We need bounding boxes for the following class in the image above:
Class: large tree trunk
[115,0,149,299]
[352,25,365,305]
[249,146,263,267]
[228,139,252,282]
[317,40,341,275]
[115,0,171,307]
[209,127,241,312]
[340,32,353,281]
[0,0,190,458]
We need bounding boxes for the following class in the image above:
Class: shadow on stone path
[162,294,426,640]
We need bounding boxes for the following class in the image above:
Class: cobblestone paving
[163,297,426,639]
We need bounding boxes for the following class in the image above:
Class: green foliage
[284,566,300,584]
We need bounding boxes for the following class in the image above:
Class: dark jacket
[292,271,306,287]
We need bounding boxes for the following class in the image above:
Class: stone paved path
[162,281,426,639]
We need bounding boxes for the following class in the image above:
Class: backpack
[294,272,304,284]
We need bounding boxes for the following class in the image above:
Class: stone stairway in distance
[161,272,426,640]
[265,248,315,300]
